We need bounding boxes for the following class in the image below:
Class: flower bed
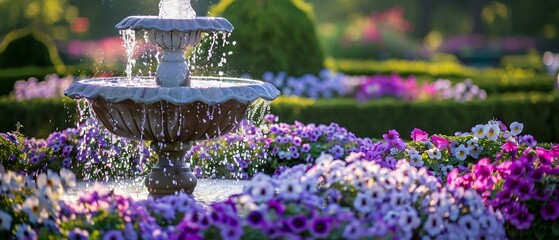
[1,113,559,238]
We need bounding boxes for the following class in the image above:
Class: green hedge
[327,59,555,94]
[270,93,559,143]
[2,93,559,143]
[0,97,77,138]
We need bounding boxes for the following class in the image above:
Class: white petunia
[249,182,275,203]
[426,148,442,160]
[0,210,12,231]
[509,121,524,136]
[458,214,481,237]
[21,196,47,224]
[423,214,444,236]
[353,192,374,213]
[279,179,302,200]
[454,144,469,161]
[59,168,76,188]
[471,124,486,139]
[409,153,424,167]
[484,123,500,141]
[37,170,63,195]
[466,137,478,151]
[469,145,483,159]
[398,208,421,232]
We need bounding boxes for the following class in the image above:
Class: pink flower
[431,135,451,149]
[410,128,428,142]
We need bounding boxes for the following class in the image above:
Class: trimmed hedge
[0,97,76,138]
[327,59,555,94]
[2,93,559,143]
[270,93,559,143]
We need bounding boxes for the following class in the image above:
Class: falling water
[121,29,137,82]
[159,0,196,19]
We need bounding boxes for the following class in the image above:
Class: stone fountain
[64,0,280,198]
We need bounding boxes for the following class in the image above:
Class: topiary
[0,28,65,73]
[198,0,324,78]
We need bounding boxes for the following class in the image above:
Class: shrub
[203,0,324,77]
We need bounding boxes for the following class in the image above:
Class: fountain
[64,0,280,198]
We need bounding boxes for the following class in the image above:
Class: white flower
[466,137,478,151]
[484,123,500,141]
[471,124,486,139]
[510,121,524,136]
[279,179,302,200]
[0,210,12,231]
[409,153,424,167]
[449,141,460,154]
[423,214,444,236]
[469,145,483,159]
[426,148,441,160]
[315,153,334,162]
[37,170,63,195]
[454,144,469,161]
[59,168,76,188]
[353,192,374,213]
[366,186,386,204]
[398,208,421,232]
[249,182,274,203]
[458,214,480,237]
[21,196,47,224]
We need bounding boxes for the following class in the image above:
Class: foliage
[203,0,324,77]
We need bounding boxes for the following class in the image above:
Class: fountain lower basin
[65,76,279,198]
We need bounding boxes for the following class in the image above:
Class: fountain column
[145,142,197,197]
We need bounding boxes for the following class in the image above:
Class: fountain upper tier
[116,16,233,33]
[65,77,280,105]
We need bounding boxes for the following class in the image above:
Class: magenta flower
[536,147,554,165]
[410,128,428,142]
[540,201,559,220]
[431,135,451,149]
[501,141,517,153]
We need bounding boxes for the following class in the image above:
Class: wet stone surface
[64,178,248,204]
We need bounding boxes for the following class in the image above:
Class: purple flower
[329,145,345,159]
[513,179,534,201]
[102,230,125,240]
[287,215,308,233]
[267,200,286,215]
[520,134,537,147]
[410,128,428,142]
[301,144,311,153]
[247,210,265,227]
[382,130,400,143]
[220,226,243,240]
[509,205,534,230]
[309,217,332,238]
[540,201,559,220]
[68,228,89,240]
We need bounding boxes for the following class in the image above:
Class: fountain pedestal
[145,142,197,198]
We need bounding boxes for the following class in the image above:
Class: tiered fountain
[64,0,280,198]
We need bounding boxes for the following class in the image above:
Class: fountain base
[144,142,197,198]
